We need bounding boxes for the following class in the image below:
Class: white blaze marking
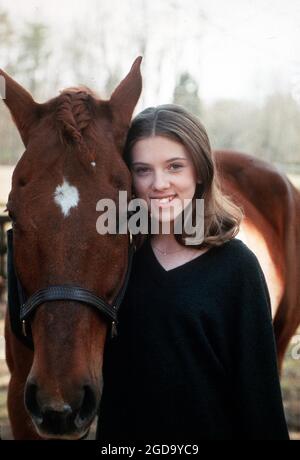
[54,178,79,217]
[91,161,96,167]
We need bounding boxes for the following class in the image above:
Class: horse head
[1,57,142,439]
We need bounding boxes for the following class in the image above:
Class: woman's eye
[169,163,184,171]
[134,167,150,174]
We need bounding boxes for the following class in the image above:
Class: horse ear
[109,56,143,152]
[0,69,39,147]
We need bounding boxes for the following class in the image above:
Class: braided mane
[56,86,96,147]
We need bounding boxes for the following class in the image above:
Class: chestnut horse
[214,151,300,368]
[1,58,142,440]
[1,59,300,440]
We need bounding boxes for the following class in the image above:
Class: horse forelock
[55,86,99,148]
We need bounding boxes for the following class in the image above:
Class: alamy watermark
[96,192,204,245]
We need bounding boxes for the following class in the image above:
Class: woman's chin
[150,213,181,230]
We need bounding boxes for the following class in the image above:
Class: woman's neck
[150,234,184,254]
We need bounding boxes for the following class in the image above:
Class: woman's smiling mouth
[150,195,177,206]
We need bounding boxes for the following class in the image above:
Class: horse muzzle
[24,379,98,439]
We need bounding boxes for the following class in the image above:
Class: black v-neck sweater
[97,238,289,441]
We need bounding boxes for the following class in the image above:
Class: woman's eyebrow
[131,161,150,166]
[132,157,187,166]
[165,157,187,162]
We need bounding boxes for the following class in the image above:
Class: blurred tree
[173,72,202,117]
[61,2,123,99]
[63,24,93,87]
[15,21,51,97]
[0,9,15,72]
[203,99,257,154]
[203,95,300,167]
[254,93,300,164]
[1,16,52,164]
[0,1,299,173]
[0,8,24,165]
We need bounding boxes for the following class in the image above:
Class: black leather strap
[20,286,118,322]
[7,228,135,349]
[7,229,33,348]
[20,241,135,323]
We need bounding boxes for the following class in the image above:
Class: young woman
[97,104,289,441]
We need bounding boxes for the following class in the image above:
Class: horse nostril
[75,385,97,429]
[25,381,43,424]
[25,381,97,434]
[43,404,72,419]
[41,405,73,435]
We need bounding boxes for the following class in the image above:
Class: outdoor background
[0,0,299,440]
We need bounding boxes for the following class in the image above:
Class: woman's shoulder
[216,237,263,277]
[219,237,258,261]
[224,238,272,318]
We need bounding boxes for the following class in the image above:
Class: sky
[1,0,300,106]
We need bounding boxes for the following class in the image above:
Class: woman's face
[130,135,199,223]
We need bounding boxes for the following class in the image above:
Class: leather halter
[7,228,135,349]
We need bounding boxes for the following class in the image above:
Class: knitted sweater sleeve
[232,246,289,440]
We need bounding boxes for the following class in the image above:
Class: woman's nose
[152,171,170,190]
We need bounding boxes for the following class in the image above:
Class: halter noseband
[7,229,135,349]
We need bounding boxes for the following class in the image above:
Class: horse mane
[55,86,99,148]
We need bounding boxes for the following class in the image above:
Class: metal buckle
[22,320,27,337]
[111,321,118,339]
